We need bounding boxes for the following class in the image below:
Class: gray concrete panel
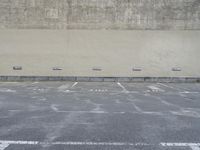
[0,0,200,30]
[0,30,199,78]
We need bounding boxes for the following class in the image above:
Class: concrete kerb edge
[0,76,200,83]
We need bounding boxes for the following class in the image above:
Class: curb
[0,76,200,83]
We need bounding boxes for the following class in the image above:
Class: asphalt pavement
[0,81,200,150]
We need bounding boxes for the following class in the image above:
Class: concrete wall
[0,0,200,30]
[0,0,200,78]
[0,30,199,77]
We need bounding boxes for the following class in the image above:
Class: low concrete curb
[0,76,200,83]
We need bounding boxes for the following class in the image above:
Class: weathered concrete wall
[0,1,200,78]
[0,30,199,77]
[0,0,200,30]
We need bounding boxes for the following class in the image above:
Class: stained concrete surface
[0,30,200,77]
[0,0,200,78]
[1,1,200,78]
[0,0,200,30]
[0,82,200,149]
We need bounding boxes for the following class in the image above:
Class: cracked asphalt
[0,82,200,150]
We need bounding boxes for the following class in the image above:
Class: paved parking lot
[0,82,200,150]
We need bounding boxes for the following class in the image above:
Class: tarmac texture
[0,82,200,150]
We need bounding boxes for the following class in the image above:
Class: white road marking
[170,109,200,118]
[58,84,71,91]
[157,83,177,89]
[51,104,59,112]
[190,146,200,150]
[0,143,9,150]
[0,140,147,146]
[117,82,129,93]
[39,98,47,101]
[147,86,164,92]
[71,82,78,88]
[180,91,199,94]
[8,109,22,112]
[157,83,198,94]
[161,143,200,150]
[49,109,164,115]
[31,82,39,85]
[0,140,200,149]
[89,89,108,92]
[0,89,16,93]
[64,90,74,93]
[58,82,78,92]
[49,110,125,114]
[132,103,143,113]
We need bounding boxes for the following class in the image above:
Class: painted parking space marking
[0,88,16,93]
[58,84,71,91]
[71,82,78,88]
[50,109,125,114]
[57,82,78,93]
[117,82,129,93]
[89,89,108,92]
[190,146,200,150]
[147,85,165,92]
[157,83,177,90]
[160,143,200,150]
[0,140,200,149]
[179,91,199,94]
[157,83,200,95]
[0,142,9,150]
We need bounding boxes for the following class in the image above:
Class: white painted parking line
[190,146,200,150]
[50,109,125,114]
[147,85,165,92]
[0,143,9,150]
[161,143,196,146]
[157,83,177,90]
[179,91,199,94]
[31,82,39,85]
[71,82,78,88]
[58,84,71,91]
[117,82,129,93]
[0,88,16,93]
[161,143,200,150]
[89,89,108,92]
[0,140,200,149]
[0,140,146,146]
[51,104,59,112]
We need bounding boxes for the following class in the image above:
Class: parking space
[0,82,200,150]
